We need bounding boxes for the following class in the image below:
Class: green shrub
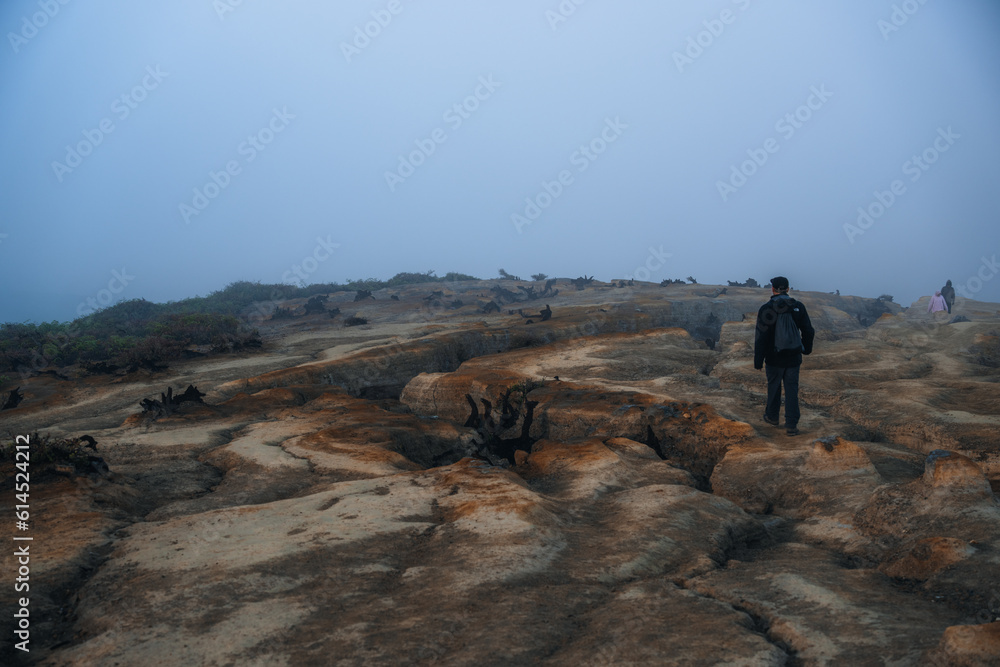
[1,271,484,375]
[1,307,260,375]
[442,272,479,282]
[0,433,106,476]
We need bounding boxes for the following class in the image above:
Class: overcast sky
[2,0,999,323]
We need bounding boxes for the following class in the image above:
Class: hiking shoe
[762,414,779,426]
[785,427,800,436]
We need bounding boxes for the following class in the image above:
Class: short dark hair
[771,276,789,291]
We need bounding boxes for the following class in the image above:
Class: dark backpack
[773,299,803,353]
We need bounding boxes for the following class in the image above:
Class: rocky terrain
[2,280,999,666]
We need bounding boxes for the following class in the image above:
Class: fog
[2,0,999,323]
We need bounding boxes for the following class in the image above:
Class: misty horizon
[2,1,999,324]
[15,266,990,328]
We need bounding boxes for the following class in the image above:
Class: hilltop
[2,278,998,665]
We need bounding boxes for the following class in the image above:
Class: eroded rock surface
[1,281,998,665]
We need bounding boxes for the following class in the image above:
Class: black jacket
[941,284,955,306]
[754,294,815,369]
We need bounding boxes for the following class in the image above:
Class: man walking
[754,276,815,436]
[941,279,956,314]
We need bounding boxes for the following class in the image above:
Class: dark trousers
[765,364,800,428]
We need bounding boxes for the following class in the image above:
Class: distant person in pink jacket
[928,291,948,315]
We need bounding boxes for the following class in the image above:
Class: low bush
[1,271,482,379]
[0,433,107,478]
[1,301,261,377]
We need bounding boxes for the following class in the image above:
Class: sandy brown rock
[928,622,1000,666]
[523,437,695,504]
[712,436,883,519]
[691,542,971,665]
[924,450,995,497]
[2,280,997,665]
[853,450,1000,614]
[880,537,976,580]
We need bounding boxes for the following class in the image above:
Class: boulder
[929,622,1000,666]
